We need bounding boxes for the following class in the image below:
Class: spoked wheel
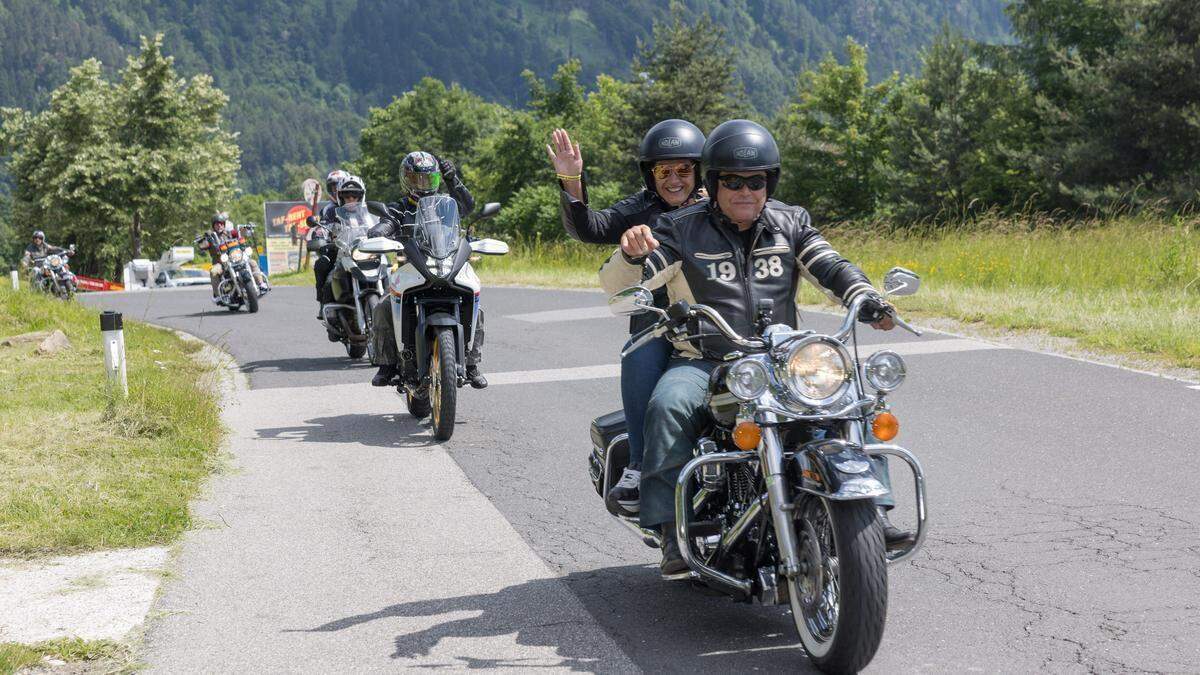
[429,326,457,441]
[245,280,260,313]
[787,496,887,674]
[363,294,380,363]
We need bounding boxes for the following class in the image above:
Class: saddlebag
[588,410,628,497]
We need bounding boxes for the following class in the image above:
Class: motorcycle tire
[363,294,380,363]
[405,390,431,419]
[346,342,367,359]
[429,326,457,441]
[788,497,886,674]
[245,282,260,314]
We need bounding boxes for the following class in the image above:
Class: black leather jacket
[369,172,475,240]
[600,200,875,359]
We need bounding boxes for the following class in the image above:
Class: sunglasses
[718,174,768,191]
[651,163,694,180]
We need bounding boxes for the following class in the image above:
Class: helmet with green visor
[399,151,442,201]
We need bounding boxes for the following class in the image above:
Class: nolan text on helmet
[733,147,760,160]
[659,137,683,148]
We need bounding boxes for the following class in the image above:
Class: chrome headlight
[220,252,230,263]
[726,359,769,400]
[227,248,243,263]
[351,249,379,262]
[781,338,852,406]
[864,350,906,392]
[47,255,62,268]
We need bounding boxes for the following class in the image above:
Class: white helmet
[336,174,366,208]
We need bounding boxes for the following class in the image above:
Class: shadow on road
[239,356,373,375]
[292,566,818,672]
[256,413,444,449]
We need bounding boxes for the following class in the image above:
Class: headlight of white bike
[782,338,851,406]
[726,359,769,400]
[228,249,243,263]
[351,249,378,262]
[864,350,906,392]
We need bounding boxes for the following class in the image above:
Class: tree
[884,29,1041,219]
[626,5,747,138]
[772,39,899,221]
[4,35,240,277]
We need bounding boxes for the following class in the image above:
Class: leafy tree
[4,36,239,277]
[626,5,746,137]
[884,29,1041,219]
[355,78,504,203]
[772,39,899,220]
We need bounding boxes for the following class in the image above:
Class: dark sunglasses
[651,162,694,180]
[718,174,768,191]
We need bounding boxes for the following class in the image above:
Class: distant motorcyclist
[367,151,485,389]
[549,120,707,518]
[22,230,70,287]
[198,212,267,303]
[309,169,350,316]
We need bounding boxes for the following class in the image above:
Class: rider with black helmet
[367,150,485,390]
[549,120,707,518]
[599,119,910,577]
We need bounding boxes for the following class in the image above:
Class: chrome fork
[759,411,802,579]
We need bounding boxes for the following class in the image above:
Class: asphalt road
[82,285,1200,673]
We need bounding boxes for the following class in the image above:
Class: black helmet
[637,119,705,193]
[399,151,442,200]
[701,119,781,198]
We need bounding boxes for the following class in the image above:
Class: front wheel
[363,294,381,362]
[429,326,457,441]
[788,497,887,674]
[245,278,260,313]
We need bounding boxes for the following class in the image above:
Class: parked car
[155,267,210,288]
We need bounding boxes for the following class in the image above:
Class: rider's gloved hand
[857,292,895,330]
[436,156,456,180]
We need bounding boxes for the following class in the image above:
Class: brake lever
[621,325,666,358]
[892,313,922,336]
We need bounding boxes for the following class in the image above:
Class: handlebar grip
[666,301,690,322]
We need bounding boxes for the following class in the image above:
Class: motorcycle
[315,205,389,360]
[588,267,929,673]
[30,245,78,300]
[358,195,506,441]
[196,229,263,313]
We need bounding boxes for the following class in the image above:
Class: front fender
[793,438,889,501]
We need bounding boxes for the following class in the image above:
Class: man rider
[22,230,68,284]
[311,169,351,313]
[200,212,267,303]
[367,151,485,389]
[599,120,914,577]
[550,120,706,518]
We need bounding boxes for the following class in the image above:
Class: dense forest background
[0,0,1010,192]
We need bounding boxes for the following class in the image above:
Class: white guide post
[100,311,128,398]
[10,270,18,290]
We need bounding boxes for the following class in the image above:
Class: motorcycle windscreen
[414,195,461,260]
[334,205,379,247]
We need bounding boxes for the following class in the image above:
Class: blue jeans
[620,336,672,469]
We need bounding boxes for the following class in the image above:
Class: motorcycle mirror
[469,238,509,256]
[356,236,404,254]
[609,286,654,317]
[478,202,501,219]
[883,266,921,297]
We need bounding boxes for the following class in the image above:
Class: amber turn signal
[872,412,899,441]
[732,421,762,450]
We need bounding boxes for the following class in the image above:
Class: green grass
[470,217,1200,370]
[0,638,130,674]
[266,267,313,287]
[0,288,223,556]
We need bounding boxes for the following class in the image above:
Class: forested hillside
[0,0,1009,191]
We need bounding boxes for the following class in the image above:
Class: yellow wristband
[556,173,582,182]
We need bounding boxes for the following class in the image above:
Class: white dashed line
[1189,385,1200,391]
[505,306,614,323]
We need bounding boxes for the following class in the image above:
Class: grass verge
[0,288,223,556]
[475,218,1200,370]
[0,638,131,674]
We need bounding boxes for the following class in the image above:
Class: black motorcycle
[30,245,78,300]
[358,195,505,440]
[589,267,929,673]
[196,230,263,313]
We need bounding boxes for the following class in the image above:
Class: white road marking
[489,363,621,386]
[506,306,614,323]
[1189,385,1200,391]
[486,338,1003,386]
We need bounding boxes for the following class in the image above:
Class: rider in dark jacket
[600,120,912,577]
[368,151,485,389]
[551,120,706,518]
[23,230,65,261]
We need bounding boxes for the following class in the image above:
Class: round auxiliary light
[783,338,851,405]
[726,359,769,400]
[864,350,906,392]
